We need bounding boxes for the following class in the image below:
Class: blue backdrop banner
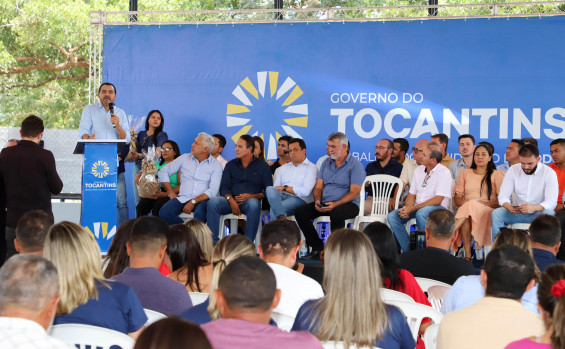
[102,17,565,166]
[81,143,118,253]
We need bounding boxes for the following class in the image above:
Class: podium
[74,139,127,253]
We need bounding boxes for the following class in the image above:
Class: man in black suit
[0,115,63,258]
[399,208,475,285]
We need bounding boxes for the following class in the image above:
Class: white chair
[427,285,450,312]
[422,323,440,349]
[508,223,531,231]
[312,216,355,242]
[415,277,451,293]
[380,288,415,303]
[271,311,296,332]
[144,308,167,325]
[353,175,403,230]
[385,300,444,341]
[322,341,382,349]
[179,212,194,222]
[218,210,269,245]
[50,324,135,349]
[189,291,209,306]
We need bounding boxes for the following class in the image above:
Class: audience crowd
[6,106,565,348]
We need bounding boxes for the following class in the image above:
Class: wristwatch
[283,185,288,192]
[226,195,232,201]
[191,199,197,205]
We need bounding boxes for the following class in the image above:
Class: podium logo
[226,71,308,159]
[85,222,116,240]
[91,160,109,178]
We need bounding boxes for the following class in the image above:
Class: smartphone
[316,202,328,208]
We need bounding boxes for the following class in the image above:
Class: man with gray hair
[398,209,475,285]
[0,254,71,348]
[387,142,453,252]
[158,132,223,225]
[295,132,365,260]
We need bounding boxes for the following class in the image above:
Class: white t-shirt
[268,263,324,331]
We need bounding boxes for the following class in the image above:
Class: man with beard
[491,144,558,242]
[78,82,130,226]
[448,134,475,181]
[363,139,402,215]
[294,132,365,260]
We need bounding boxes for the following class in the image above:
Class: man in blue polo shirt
[78,82,130,226]
[364,138,403,215]
[206,135,272,242]
[295,132,365,260]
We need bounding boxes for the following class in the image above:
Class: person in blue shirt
[295,132,365,260]
[291,228,415,349]
[78,82,131,227]
[45,221,146,339]
[529,214,565,272]
[206,135,272,243]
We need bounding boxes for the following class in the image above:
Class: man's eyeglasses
[422,173,431,187]
[161,147,172,152]
[375,146,391,151]
[413,147,424,154]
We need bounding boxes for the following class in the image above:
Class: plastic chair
[178,212,194,222]
[271,311,296,332]
[380,288,415,303]
[354,175,403,230]
[415,277,451,293]
[218,210,269,245]
[321,341,382,349]
[50,324,135,349]
[189,291,209,306]
[144,308,167,325]
[508,223,531,232]
[427,285,450,312]
[385,300,444,341]
[312,216,355,242]
[422,323,440,349]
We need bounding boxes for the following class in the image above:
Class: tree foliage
[0,0,562,129]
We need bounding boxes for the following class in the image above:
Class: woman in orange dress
[454,143,505,260]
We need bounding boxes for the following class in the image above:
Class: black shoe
[301,250,322,260]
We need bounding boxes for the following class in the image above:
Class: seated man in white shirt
[258,219,324,331]
[396,139,429,207]
[387,143,453,252]
[491,144,558,241]
[266,138,317,220]
[0,254,71,348]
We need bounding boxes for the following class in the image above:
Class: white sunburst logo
[91,160,109,178]
[226,71,308,159]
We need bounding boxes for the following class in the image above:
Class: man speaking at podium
[78,82,130,226]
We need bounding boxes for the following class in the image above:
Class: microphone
[283,149,289,154]
[109,103,116,128]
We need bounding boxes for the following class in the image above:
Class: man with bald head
[387,142,453,252]
[397,139,430,202]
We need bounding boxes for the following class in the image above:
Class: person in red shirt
[550,138,565,260]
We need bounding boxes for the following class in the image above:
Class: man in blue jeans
[158,132,223,225]
[207,135,272,243]
[491,144,558,241]
[387,143,453,252]
[265,138,317,220]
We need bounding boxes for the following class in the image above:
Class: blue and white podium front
[74,139,127,254]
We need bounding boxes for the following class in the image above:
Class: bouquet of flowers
[137,146,161,198]
[125,114,146,162]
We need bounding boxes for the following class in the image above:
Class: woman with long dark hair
[252,136,266,162]
[136,140,181,217]
[133,110,168,159]
[168,224,213,293]
[453,143,505,260]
